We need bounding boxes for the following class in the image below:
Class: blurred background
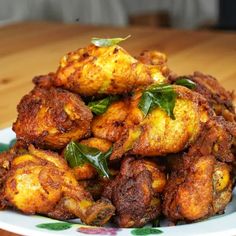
[0,0,235,30]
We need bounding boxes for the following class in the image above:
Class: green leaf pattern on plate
[36,222,73,231]
[131,228,163,235]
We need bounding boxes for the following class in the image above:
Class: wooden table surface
[0,22,236,236]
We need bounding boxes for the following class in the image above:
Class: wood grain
[0,22,236,236]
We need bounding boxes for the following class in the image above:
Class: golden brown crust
[53,45,167,96]
[191,72,235,121]
[3,145,115,225]
[111,85,211,159]
[136,50,170,77]
[169,71,235,122]
[13,87,92,149]
[103,157,166,227]
[0,151,14,210]
[187,117,235,163]
[32,73,55,89]
[91,99,130,142]
[162,155,233,222]
[213,162,233,214]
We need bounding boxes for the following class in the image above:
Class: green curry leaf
[91,35,131,47]
[88,95,119,115]
[64,141,86,167]
[138,84,177,119]
[175,77,196,89]
[64,141,112,178]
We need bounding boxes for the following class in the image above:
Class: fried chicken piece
[13,87,92,149]
[111,85,211,159]
[192,72,235,122]
[170,72,235,122]
[136,50,170,77]
[80,178,109,200]
[0,151,15,210]
[71,137,112,181]
[103,157,166,227]
[0,140,29,208]
[2,145,115,225]
[53,44,167,96]
[162,155,233,222]
[91,99,130,142]
[187,117,235,163]
[32,73,55,89]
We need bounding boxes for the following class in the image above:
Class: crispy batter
[191,72,235,122]
[111,85,211,159]
[80,178,108,200]
[53,44,167,96]
[136,50,170,77]
[187,117,235,163]
[91,99,130,142]
[213,162,233,214]
[32,73,55,89]
[0,151,15,210]
[103,157,166,227]
[13,87,92,149]
[3,145,115,225]
[162,155,233,222]
[170,71,235,122]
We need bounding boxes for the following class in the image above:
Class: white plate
[0,127,236,236]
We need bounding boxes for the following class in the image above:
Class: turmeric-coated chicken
[103,157,166,227]
[53,44,167,96]
[91,99,130,142]
[187,117,235,163]
[32,73,55,89]
[162,155,233,222]
[191,72,235,122]
[111,85,211,159]
[170,71,235,122]
[13,86,92,149]
[136,50,171,77]
[2,145,115,225]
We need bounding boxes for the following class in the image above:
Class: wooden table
[0,22,236,236]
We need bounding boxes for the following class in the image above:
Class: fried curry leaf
[91,35,131,47]
[138,84,177,119]
[88,95,119,115]
[137,91,153,117]
[64,141,86,167]
[175,77,196,89]
[65,141,112,178]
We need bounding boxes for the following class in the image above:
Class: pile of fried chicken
[0,39,235,228]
